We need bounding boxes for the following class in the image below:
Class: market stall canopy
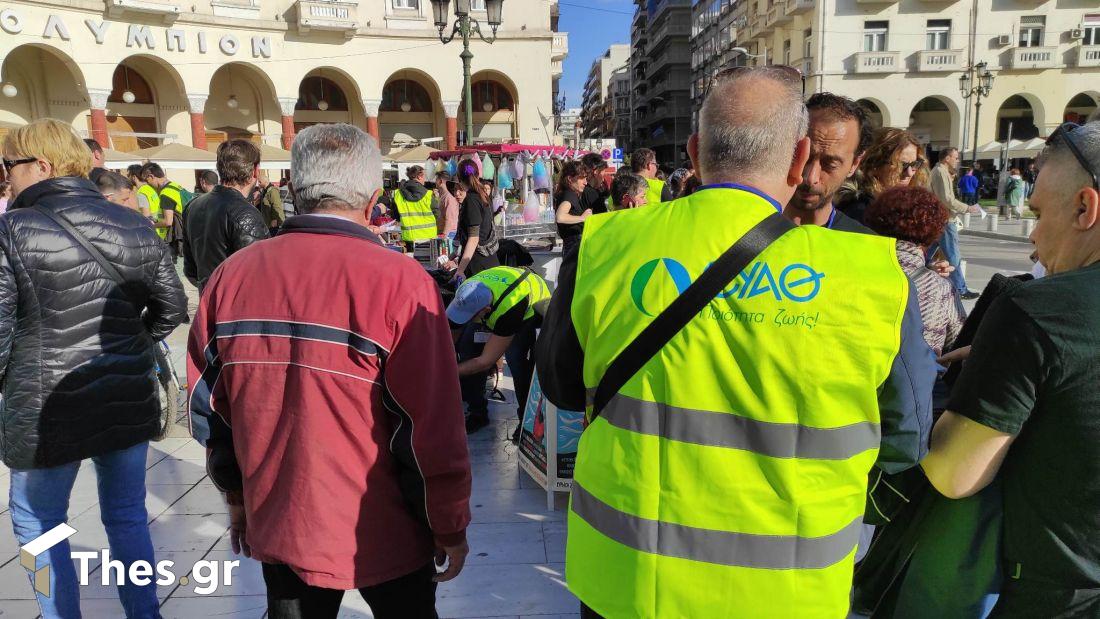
[257,143,292,170]
[103,148,142,167]
[130,142,217,170]
[387,144,440,163]
[428,144,587,159]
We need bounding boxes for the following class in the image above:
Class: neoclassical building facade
[0,0,569,152]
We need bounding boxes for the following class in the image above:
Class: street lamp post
[959,61,995,170]
[430,0,504,146]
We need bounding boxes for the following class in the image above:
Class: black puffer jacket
[182,185,269,292]
[0,178,188,469]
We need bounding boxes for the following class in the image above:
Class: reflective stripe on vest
[571,481,863,570]
[644,177,665,206]
[139,184,165,239]
[469,266,552,331]
[565,187,909,618]
[394,190,437,242]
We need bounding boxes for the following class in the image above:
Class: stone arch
[105,55,189,151]
[379,68,444,148]
[465,70,519,143]
[906,95,959,155]
[293,67,365,131]
[207,62,282,150]
[1064,92,1099,124]
[856,98,889,129]
[0,44,88,130]
[994,93,1043,141]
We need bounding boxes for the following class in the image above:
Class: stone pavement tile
[171,439,207,461]
[541,522,566,564]
[470,489,565,524]
[519,615,581,619]
[466,522,547,566]
[161,482,229,516]
[468,438,525,464]
[148,514,228,553]
[471,461,523,492]
[436,563,575,618]
[0,600,39,616]
[170,550,266,598]
[0,520,18,557]
[0,557,36,600]
[146,484,201,521]
[159,594,268,618]
[145,457,208,485]
[148,438,192,463]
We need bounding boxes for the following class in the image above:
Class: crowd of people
[0,64,1097,618]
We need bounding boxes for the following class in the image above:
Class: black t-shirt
[555,189,584,242]
[948,263,1100,608]
[581,184,610,215]
[457,193,493,245]
[829,208,874,235]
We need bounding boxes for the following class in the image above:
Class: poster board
[517,371,585,509]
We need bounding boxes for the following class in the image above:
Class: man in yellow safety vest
[536,66,937,618]
[630,147,674,207]
[391,165,441,250]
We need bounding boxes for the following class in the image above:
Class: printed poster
[518,371,585,491]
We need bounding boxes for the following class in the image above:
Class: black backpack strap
[592,212,794,416]
[32,205,133,298]
[488,267,533,316]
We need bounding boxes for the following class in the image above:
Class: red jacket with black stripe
[186,214,471,589]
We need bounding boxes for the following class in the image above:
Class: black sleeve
[230,204,270,252]
[160,194,179,214]
[662,184,676,202]
[534,241,587,411]
[206,414,244,497]
[144,245,188,341]
[947,295,1050,435]
[466,197,485,228]
[182,207,198,286]
[491,298,529,337]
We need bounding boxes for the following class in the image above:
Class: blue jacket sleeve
[875,281,937,474]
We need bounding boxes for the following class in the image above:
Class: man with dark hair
[609,171,647,211]
[128,163,155,219]
[629,147,674,205]
[140,162,188,245]
[580,152,611,214]
[197,170,218,194]
[96,171,139,211]
[183,139,268,291]
[784,92,873,233]
[83,138,107,183]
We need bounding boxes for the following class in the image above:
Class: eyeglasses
[702,64,805,103]
[3,157,36,173]
[1047,122,1100,191]
[899,159,925,174]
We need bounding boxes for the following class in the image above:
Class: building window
[471,0,485,10]
[1084,14,1100,46]
[783,39,791,65]
[926,19,951,50]
[381,79,433,112]
[392,0,418,10]
[108,65,154,104]
[465,80,514,113]
[1019,16,1045,47]
[863,21,888,52]
[804,28,813,59]
[296,76,349,111]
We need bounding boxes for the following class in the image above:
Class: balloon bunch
[531,155,551,194]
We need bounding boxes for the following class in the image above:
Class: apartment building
[581,43,631,139]
[632,0,693,165]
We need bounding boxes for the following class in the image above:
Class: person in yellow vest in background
[630,147,674,207]
[448,265,551,439]
[536,66,937,618]
[389,165,441,251]
[142,162,190,260]
[127,164,154,219]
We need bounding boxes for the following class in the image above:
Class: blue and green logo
[629,258,825,314]
[630,258,692,316]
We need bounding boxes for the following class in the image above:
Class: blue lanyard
[825,207,838,229]
[695,183,783,213]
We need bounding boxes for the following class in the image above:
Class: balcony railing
[1078,45,1100,68]
[552,33,569,60]
[854,51,900,73]
[786,0,813,15]
[1010,46,1058,69]
[749,17,763,38]
[296,0,359,38]
[106,0,181,20]
[917,49,963,72]
[766,2,790,27]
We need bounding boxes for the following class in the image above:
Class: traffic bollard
[1021,218,1035,238]
[987,215,999,232]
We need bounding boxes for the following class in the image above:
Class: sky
[558,0,636,109]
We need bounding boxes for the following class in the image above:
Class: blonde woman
[837,127,928,223]
[1,118,186,617]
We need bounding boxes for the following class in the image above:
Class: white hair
[699,68,808,184]
[291,123,383,213]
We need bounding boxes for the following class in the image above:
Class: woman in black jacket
[1,119,187,617]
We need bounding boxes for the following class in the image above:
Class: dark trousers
[262,562,438,619]
[457,319,539,421]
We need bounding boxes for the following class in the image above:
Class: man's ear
[848,154,865,180]
[788,137,812,187]
[1075,187,1100,231]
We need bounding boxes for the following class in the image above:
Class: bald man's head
[694,67,809,187]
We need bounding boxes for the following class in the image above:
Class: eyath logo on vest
[629,258,825,316]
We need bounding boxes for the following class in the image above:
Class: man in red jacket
[187,123,471,619]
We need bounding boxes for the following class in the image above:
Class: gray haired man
[188,123,472,619]
[924,120,1100,617]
